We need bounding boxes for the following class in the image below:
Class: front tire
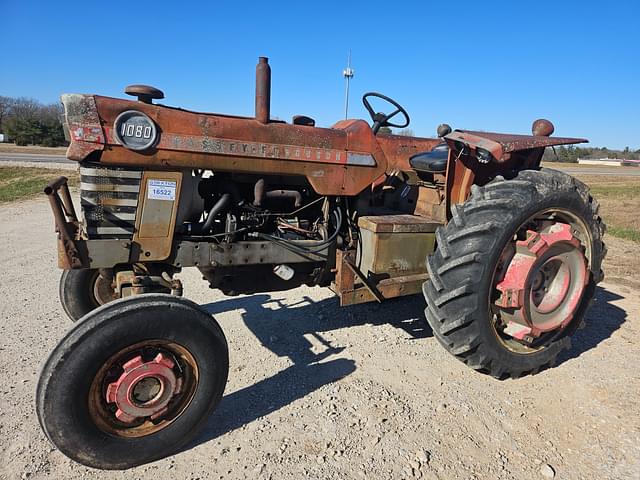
[423,169,605,378]
[59,269,115,321]
[37,294,229,469]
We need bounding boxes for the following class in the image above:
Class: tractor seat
[409,143,449,173]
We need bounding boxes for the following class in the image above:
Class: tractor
[37,57,605,469]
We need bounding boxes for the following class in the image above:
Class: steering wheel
[362,92,410,134]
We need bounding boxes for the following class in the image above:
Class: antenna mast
[343,50,354,119]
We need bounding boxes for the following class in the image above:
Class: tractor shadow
[187,292,430,448]
[184,285,624,450]
[556,285,627,364]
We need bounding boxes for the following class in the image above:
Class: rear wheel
[59,269,115,321]
[423,169,605,378]
[37,294,229,469]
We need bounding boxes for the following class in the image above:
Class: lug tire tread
[422,168,606,379]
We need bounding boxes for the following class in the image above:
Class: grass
[588,185,639,196]
[0,166,78,203]
[607,227,640,243]
[576,175,640,244]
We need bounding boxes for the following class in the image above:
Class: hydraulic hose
[189,193,232,235]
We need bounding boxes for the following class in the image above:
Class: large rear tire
[37,294,229,469]
[423,169,605,378]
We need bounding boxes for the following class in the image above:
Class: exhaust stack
[255,57,271,124]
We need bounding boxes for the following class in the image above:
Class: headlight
[476,147,493,164]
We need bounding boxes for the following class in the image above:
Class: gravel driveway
[0,195,638,480]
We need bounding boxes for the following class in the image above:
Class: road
[550,165,640,176]
[0,152,73,164]
[1,152,640,176]
[0,196,638,480]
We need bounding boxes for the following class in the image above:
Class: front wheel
[59,269,116,321]
[37,294,229,469]
[423,169,605,378]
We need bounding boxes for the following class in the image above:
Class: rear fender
[443,129,588,216]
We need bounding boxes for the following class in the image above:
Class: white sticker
[147,179,176,201]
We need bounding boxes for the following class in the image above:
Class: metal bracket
[44,176,86,269]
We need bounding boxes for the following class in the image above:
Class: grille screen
[79,164,141,238]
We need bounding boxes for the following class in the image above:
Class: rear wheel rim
[88,340,199,438]
[490,208,591,354]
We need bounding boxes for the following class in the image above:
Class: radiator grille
[79,165,141,238]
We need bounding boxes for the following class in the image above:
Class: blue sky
[1,0,638,148]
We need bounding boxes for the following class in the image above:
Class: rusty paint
[44,176,87,269]
[333,245,430,306]
[447,130,587,161]
[124,85,164,104]
[444,148,476,215]
[255,57,271,123]
[105,125,362,166]
[358,215,436,277]
[132,171,183,261]
[60,94,105,161]
[531,119,554,137]
[414,183,446,222]
[60,77,440,198]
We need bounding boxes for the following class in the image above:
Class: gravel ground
[0,195,638,480]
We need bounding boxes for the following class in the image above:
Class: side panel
[132,171,183,261]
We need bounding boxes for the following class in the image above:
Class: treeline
[542,145,640,163]
[0,96,67,147]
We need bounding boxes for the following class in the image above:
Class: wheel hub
[93,275,115,305]
[495,222,588,341]
[105,353,182,424]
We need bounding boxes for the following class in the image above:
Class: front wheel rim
[88,340,199,438]
[91,271,115,306]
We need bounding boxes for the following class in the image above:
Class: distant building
[577,158,639,167]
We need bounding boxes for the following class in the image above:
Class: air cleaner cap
[124,84,164,104]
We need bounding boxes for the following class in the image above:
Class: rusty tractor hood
[59,93,441,196]
[444,130,587,163]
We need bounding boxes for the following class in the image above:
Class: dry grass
[575,175,640,243]
[0,166,78,203]
[0,143,67,155]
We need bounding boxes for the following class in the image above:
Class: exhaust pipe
[255,57,271,124]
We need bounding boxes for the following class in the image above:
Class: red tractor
[38,57,605,469]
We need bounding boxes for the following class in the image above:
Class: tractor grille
[79,164,141,238]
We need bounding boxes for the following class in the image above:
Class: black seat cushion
[409,143,449,173]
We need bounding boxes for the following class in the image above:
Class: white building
[577,158,639,167]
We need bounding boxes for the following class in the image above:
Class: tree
[0,96,67,146]
[396,128,415,137]
[0,96,12,134]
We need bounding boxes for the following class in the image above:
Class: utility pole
[343,50,354,119]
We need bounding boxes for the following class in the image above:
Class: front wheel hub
[105,353,182,423]
[495,222,588,341]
